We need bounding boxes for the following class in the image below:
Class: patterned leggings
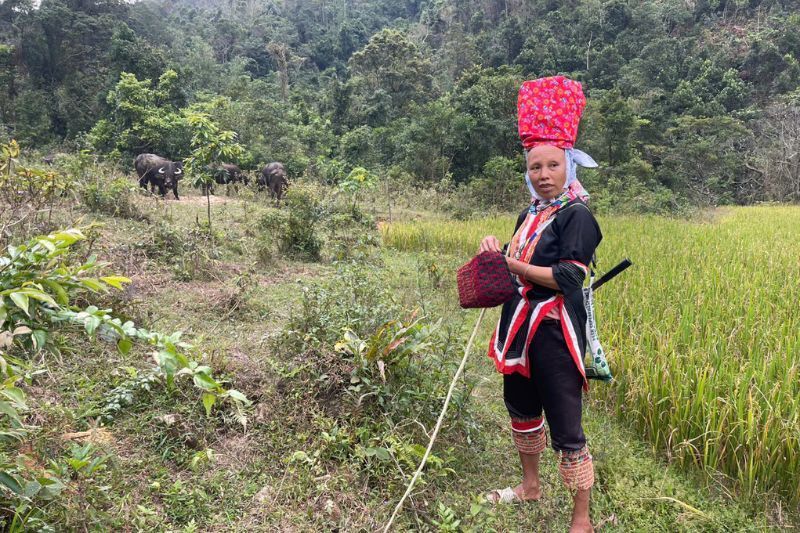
[503,320,594,490]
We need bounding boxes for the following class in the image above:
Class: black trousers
[503,319,586,452]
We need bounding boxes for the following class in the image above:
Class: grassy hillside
[1,154,793,529]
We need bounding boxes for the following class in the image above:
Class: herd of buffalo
[132,153,289,204]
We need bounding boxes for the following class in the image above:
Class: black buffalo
[219,163,248,185]
[206,163,249,195]
[135,153,183,200]
[258,162,288,206]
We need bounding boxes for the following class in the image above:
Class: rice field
[381,206,800,510]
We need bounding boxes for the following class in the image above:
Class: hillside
[0,162,789,529]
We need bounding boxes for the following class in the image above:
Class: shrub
[258,183,324,261]
[0,228,249,529]
[271,262,475,488]
[282,184,323,260]
[257,181,381,263]
[465,156,526,211]
[254,233,277,267]
[80,177,142,219]
[135,223,219,280]
[1,140,75,242]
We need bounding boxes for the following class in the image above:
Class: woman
[480,76,601,533]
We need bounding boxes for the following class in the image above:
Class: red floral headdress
[517,76,587,150]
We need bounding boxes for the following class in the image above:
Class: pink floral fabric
[517,76,587,150]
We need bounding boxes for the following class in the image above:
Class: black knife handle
[591,259,632,291]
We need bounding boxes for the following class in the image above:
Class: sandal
[485,487,521,504]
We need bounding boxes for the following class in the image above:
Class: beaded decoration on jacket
[506,189,576,282]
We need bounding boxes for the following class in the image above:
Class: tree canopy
[1,0,800,209]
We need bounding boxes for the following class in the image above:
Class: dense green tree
[0,45,14,129]
[346,29,434,126]
[582,89,640,166]
[386,99,471,183]
[658,115,752,205]
[88,70,189,160]
[449,65,523,180]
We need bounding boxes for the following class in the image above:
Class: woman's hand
[479,235,503,254]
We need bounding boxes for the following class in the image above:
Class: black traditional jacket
[487,199,602,388]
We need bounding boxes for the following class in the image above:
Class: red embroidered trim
[510,417,544,432]
[490,295,561,378]
[559,300,589,391]
[558,447,594,490]
[561,259,588,273]
[512,426,547,455]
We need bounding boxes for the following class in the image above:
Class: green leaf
[0,472,23,494]
[1,386,26,406]
[100,276,131,290]
[202,393,216,416]
[117,338,133,355]
[156,351,178,375]
[50,230,84,245]
[84,316,102,335]
[23,479,42,498]
[38,238,56,253]
[31,330,47,351]
[43,280,69,306]
[68,458,90,472]
[0,305,7,328]
[9,292,29,315]
[81,279,107,292]
[175,352,190,369]
[193,372,219,391]
[226,389,250,404]
[23,289,57,307]
[364,447,391,461]
[0,401,22,422]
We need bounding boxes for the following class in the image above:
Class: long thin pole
[382,307,487,533]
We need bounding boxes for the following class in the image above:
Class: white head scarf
[524,148,598,202]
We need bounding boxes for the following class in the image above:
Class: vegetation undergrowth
[0,225,248,528]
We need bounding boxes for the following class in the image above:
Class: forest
[1,0,799,212]
[0,0,799,531]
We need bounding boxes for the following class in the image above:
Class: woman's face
[527,145,567,200]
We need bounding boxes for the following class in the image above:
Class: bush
[1,140,75,243]
[466,156,526,211]
[0,228,249,530]
[135,223,220,280]
[257,181,381,264]
[254,233,277,267]
[80,177,143,219]
[257,183,323,261]
[270,262,475,488]
[282,184,323,260]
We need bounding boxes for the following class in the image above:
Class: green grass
[6,184,791,530]
[382,206,800,513]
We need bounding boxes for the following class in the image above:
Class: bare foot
[514,482,542,501]
[569,517,593,533]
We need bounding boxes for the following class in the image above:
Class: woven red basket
[457,251,517,308]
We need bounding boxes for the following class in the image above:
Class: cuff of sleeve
[552,260,587,293]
